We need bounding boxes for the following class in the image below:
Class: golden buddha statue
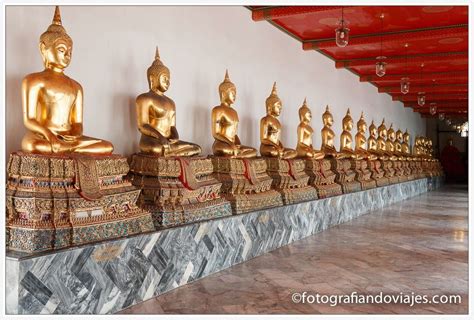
[21,6,113,154]
[320,106,342,158]
[367,120,379,158]
[211,70,257,158]
[402,130,412,159]
[7,7,155,253]
[339,108,359,159]
[376,119,390,161]
[395,129,405,160]
[260,83,297,159]
[354,112,376,160]
[136,47,201,157]
[296,99,324,159]
[386,124,399,161]
[413,137,422,158]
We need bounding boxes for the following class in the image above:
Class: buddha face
[40,38,72,70]
[388,131,395,141]
[269,100,282,116]
[397,131,403,141]
[323,113,334,126]
[343,117,353,131]
[358,121,367,133]
[302,109,312,123]
[221,87,236,105]
[158,73,170,92]
[404,134,410,143]
[369,125,377,137]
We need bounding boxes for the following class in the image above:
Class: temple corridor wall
[5,6,426,157]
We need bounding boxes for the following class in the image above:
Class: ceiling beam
[335,52,467,69]
[303,25,467,50]
[379,84,467,93]
[251,6,345,22]
[410,104,468,109]
[393,93,468,102]
[361,71,468,82]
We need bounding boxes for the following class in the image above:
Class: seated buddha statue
[386,124,399,161]
[211,70,257,158]
[296,98,324,159]
[355,112,377,160]
[320,106,343,158]
[339,108,359,159]
[413,137,422,158]
[367,120,380,158]
[260,83,297,159]
[376,119,390,161]
[136,47,201,156]
[21,6,113,154]
[394,129,406,160]
[402,130,412,160]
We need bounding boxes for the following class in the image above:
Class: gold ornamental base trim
[279,185,318,205]
[374,177,390,187]
[388,176,400,184]
[359,179,377,190]
[315,183,343,199]
[225,189,283,214]
[142,198,232,229]
[340,180,362,194]
[7,211,154,253]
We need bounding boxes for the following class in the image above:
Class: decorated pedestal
[350,159,376,190]
[6,152,154,253]
[5,176,442,315]
[402,161,416,181]
[393,160,408,183]
[367,160,390,187]
[410,161,422,179]
[330,158,362,193]
[304,158,343,198]
[264,158,318,205]
[129,154,232,228]
[381,160,399,184]
[210,157,283,214]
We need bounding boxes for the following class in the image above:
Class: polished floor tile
[120,185,468,314]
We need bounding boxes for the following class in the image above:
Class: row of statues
[6,7,442,253]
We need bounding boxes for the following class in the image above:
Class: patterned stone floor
[120,184,468,314]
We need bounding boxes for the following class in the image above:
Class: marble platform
[6,177,442,315]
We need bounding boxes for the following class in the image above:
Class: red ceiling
[250,5,468,117]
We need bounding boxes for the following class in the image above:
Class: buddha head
[357,112,367,133]
[403,130,410,143]
[378,119,388,139]
[396,129,404,142]
[147,47,170,93]
[322,106,334,127]
[342,108,353,131]
[266,82,282,116]
[387,124,396,142]
[298,98,311,123]
[369,120,377,138]
[39,6,73,71]
[219,70,236,105]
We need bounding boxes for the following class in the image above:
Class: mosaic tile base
[6,177,441,315]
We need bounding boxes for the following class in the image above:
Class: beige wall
[6,5,426,157]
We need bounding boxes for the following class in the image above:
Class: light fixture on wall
[400,43,410,94]
[429,103,437,115]
[417,64,426,106]
[438,113,445,120]
[375,13,386,77]
[335,7,349,48]
[460,121,468,137]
